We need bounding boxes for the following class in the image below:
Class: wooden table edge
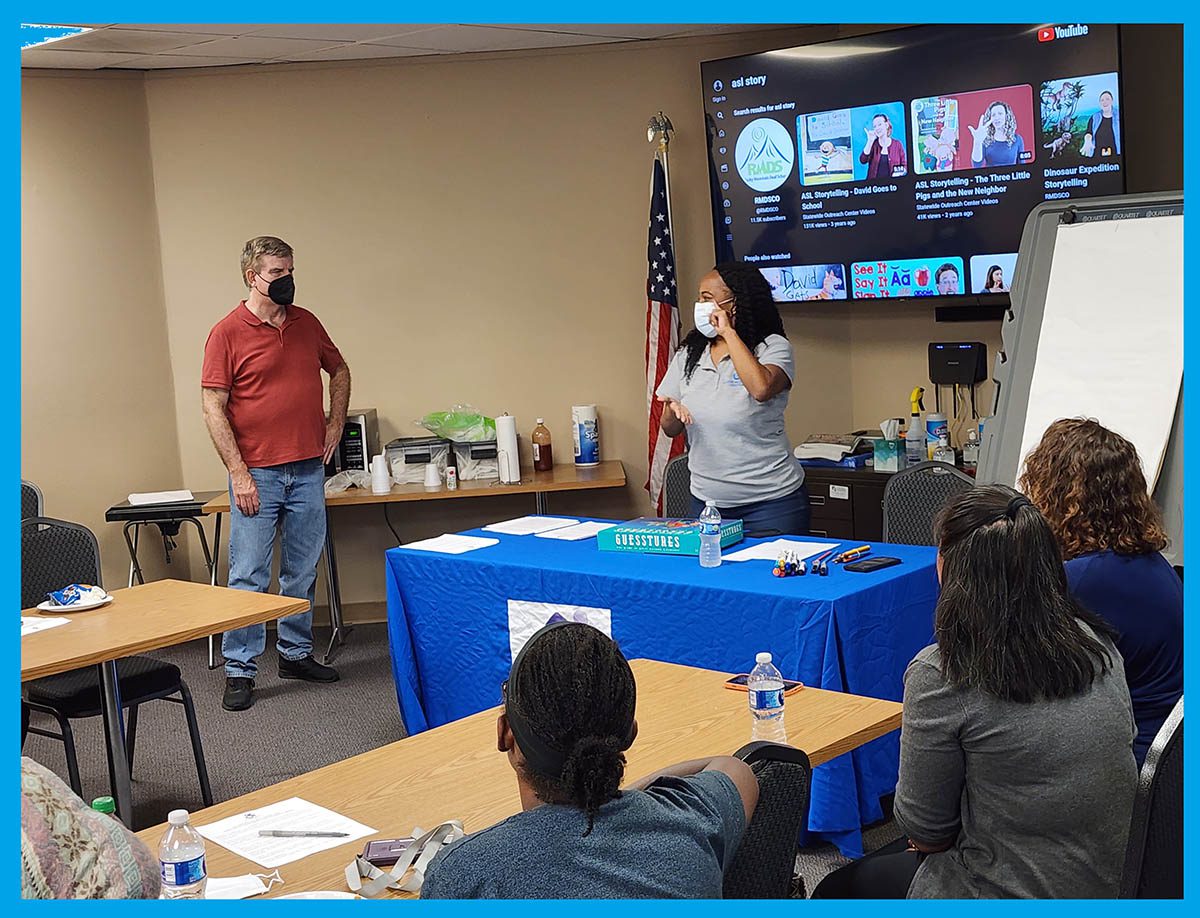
[20,595,309,682]
[200,460,627,515]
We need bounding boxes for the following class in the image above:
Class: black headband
[504,621,635,780]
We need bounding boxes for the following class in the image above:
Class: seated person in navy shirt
[421,622,758,899]
[1022,419,1183,767]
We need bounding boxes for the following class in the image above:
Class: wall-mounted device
[928,342,987,417]
[325,408,380,476]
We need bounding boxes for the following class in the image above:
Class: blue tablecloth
[385,523,938,857]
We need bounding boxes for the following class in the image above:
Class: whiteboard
[1015,215,1183,486]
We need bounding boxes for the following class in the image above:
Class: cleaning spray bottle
[905,386,926,467]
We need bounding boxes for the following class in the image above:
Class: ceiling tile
[277,43,438,62]
[105,54,259,69]
[117,24,274,35]
[370,25,623,53]
[20,49,145,69]
[482,24,691,38]
[41,28,218,54]
[158,35,347,58]
[240,23,443,41]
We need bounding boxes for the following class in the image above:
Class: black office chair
[1120,697,1183,898]
[723,742,813,899]
[20,480,43,745]
[881,460,975,546]
[663,452,691,519]
[21,479,44,521]
[21,516,213,807]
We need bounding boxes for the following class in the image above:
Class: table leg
[322,508,352,665]
[98,661,134,824]
[123,522,146,588]
[535,491,548,515]
[207,512,224,670]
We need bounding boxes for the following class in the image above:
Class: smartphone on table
[723,673,804,695]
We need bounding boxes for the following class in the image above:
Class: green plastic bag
[415,405,496,442]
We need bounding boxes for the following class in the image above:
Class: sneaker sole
[222,696,255,712]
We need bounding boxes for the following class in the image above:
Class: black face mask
[257,272,295,306]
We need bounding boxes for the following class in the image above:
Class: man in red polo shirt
[201,236,351,712]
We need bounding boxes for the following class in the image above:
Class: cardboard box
[596,517,744,555]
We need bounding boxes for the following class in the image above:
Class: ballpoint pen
[258,830,350,838]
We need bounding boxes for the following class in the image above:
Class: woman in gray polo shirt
[812,486,1137,898]
[655,262,810,535]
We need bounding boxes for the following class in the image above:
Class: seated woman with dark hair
[1021,418,1183,767]
[421,622,758,898]
[813,485,1136,898]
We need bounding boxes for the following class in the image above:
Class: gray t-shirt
[895,630,1137,898]
[420,771,746,899]
[656,334,804,506]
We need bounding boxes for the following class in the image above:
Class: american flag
[644,157,685,514]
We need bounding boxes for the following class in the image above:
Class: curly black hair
[507,624,636,835]
[681,262,786,382]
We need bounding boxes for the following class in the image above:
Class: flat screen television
[701,24,1126,305]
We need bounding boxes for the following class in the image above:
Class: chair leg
[177,681,213,807]
[125,705,139,778]
[56,714,84,799]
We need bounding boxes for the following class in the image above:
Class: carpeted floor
[21,621,900,892]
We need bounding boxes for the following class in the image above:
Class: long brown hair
[1020,418,1168,560]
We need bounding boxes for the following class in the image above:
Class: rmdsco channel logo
[735,118,794,192]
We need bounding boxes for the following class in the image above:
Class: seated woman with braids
[421,622,758,898]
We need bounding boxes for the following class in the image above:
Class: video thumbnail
[797,101,907,187]
[760,263,848,301]
[1040,72,1121,164]
[851,256,965,299]
[969,253,1018,294]
[913,84,1035,174]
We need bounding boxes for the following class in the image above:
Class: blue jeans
[690,484,811,538]
[223,458,326,678]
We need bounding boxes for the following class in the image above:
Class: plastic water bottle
[159,809,207,899]
[748,652,787,743]
[699,500,722,568]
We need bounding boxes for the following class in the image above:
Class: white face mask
[694,298,732,338]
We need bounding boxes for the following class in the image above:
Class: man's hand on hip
[231,468,260,517]
[323,418,345,465]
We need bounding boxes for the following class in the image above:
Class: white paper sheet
[507,600,612,661]
[723,540,842,563]
[482,516,580,535]
[534,521,617,541]
[196,797,375,869]
[1017,216,1183,487]
[402,534,499,554]
[22,616,71,637]
[128,489,194,505]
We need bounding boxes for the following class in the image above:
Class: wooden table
[137,658,902,898]
[22,580,309,824]
[200,461,627,662]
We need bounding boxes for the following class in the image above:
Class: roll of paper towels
[496,413,521,484]
[572,405,600,467]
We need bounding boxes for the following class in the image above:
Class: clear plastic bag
[324,470,373,494]
[415,405,496,443]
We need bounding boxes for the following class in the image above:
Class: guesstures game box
[597,518,745,556]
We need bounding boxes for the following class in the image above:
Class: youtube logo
[1038,24,1089,42]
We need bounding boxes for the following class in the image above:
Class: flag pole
[647,111,676,255]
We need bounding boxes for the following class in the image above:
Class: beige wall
[21,75,187,591]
